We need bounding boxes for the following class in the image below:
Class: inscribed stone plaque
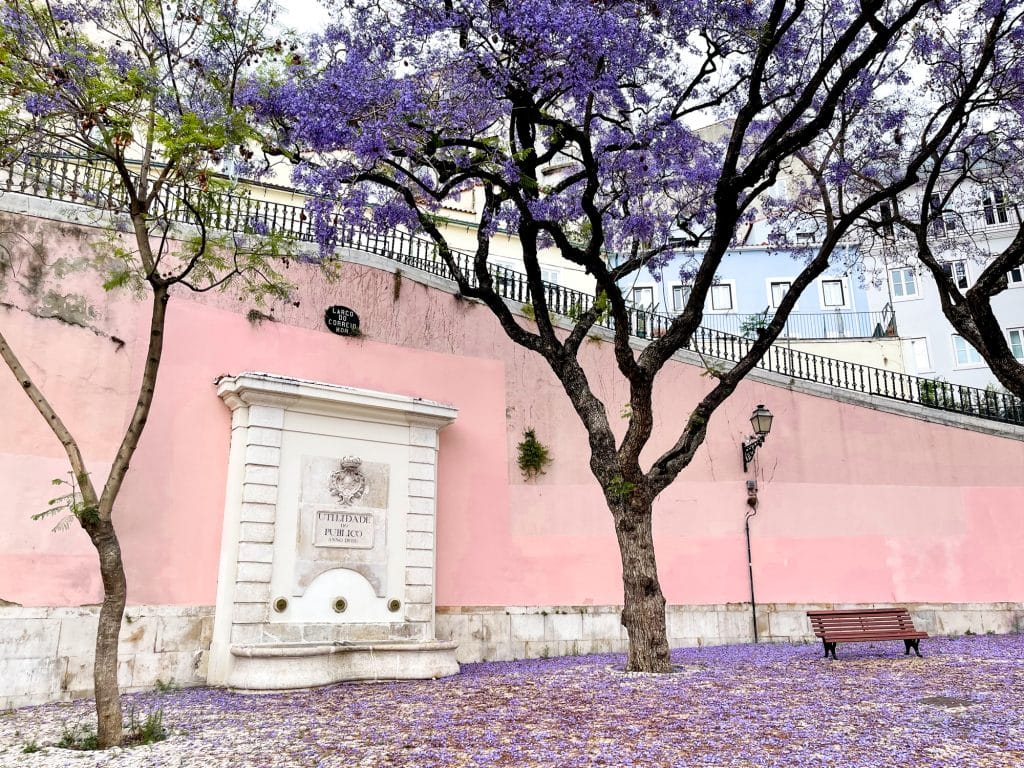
[295,455,390,596]
[314,510,375,549]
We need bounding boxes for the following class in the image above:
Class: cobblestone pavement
[2,633,1022,767]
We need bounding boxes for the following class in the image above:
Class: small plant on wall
[517,428,552,480]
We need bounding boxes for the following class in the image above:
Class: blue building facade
[617,239,890,340]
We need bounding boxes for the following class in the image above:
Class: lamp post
[741,404,774,472]
[741,405,773,643]
[745,491,760,643]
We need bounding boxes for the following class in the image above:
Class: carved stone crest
[329,456,367,506]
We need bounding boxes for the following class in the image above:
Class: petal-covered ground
[2,634,1022,767]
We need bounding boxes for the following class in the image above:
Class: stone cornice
[215,372,458,428]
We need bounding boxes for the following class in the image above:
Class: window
[821,279,846,308]
[671,284,691,312]
[890,267,919,299]
[769,280,792,308]
[540,267,560,285]
[1009,328,1024,361]
[929,194,957,237]
[878,201,895,237]
[983,188,1009,226]
[1009,266,1023,285]
[952,335,983,367]
[632,286,655,309]
[710,283,734,311]
[491,259,516,293]
[902,338,932,374]
[941,260,969,290]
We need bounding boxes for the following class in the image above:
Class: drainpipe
[745,480,759,643]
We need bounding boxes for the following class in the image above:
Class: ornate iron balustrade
[875,202,1023,241]
[3,150,1022,426]
[697,309,896,340]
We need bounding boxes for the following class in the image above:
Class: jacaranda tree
[0,0,293,746]
[252,0,1023,671]
[847,3,1024,401]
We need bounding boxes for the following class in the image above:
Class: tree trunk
[613,502,672,672]
[84,517,127,748]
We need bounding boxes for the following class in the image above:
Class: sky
[278,0,332,33]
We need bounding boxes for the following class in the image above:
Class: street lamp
[741,404,774,472]
[741,404,774,643]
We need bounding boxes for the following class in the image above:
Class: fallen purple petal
[1,633,1022,767]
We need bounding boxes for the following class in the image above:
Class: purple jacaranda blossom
[1,633,1021,767]
[243,0,1024,676]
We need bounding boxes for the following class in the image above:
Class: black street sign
[324,305,360,337]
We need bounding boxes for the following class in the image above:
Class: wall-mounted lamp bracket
[742,434,765,472]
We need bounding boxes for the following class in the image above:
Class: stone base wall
[0,605,214,710]
[3,601,1022,708]
[435,602,1024,664]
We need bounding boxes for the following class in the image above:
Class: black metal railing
[697,308,896,340]
[3,150,1022,426]
[876,202,1024,240]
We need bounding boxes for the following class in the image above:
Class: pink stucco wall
[2,211,1022,610]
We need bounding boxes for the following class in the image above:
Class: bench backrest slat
[807,608,920,639]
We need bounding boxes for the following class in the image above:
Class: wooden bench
[807,608,928,659]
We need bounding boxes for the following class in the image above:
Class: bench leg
[904,639,922,658]
[823,641,837,660]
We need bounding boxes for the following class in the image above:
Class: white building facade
[862,188,1024,391]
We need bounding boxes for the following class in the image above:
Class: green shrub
[739,311,769,338]
[517,429,552,479]
[57,723,99,750]
[918,378,952,408]
[154,678,178,693]
[56,706,167,751]
[127,706,167,745]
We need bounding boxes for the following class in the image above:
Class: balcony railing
[876,202,1023,241]
[694,309,896,340]
[3,149,1022,427]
